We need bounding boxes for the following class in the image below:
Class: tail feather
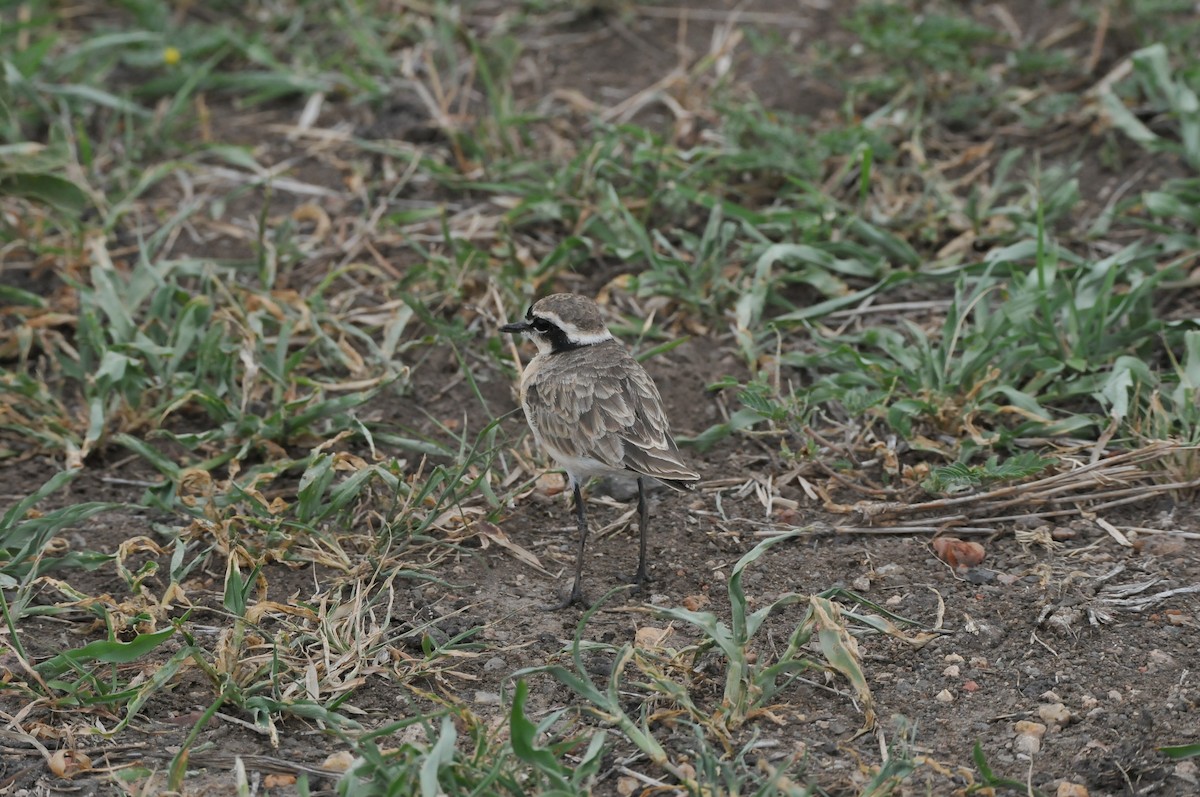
[622,446,700,488]
[658,476,700,492]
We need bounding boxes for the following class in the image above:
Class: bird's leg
[629,476,652,590]
[549,480,589,610]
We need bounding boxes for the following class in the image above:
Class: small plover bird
[502,293,700,608]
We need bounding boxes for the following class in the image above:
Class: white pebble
[1014,734,1040,756]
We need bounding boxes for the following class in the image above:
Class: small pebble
[1014,720,1046,738]
[964,567,996,585]
[474,691,501,705]
[1039,703,1071,726]
[1055,783,1088,797]
[1046,608,1082,634]
[586,657,613,677]
[1014,734,1040,756]
[1174,760,1198,785]
[943,664,961,677]
[935,689,954,704]
[322,751,357,771]
[635,626,669,649]
[1141,536,1185,556]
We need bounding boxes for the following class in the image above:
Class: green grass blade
[35,626,176,680]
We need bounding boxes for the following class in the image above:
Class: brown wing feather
[615,364,700,486]
[523,342,700,485]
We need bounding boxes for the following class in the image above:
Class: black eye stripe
[532,317,552,332]
[525,305,534,320]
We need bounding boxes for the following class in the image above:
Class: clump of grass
[337,681,604,797]
[827,1,1002,130]
[922,451,1055,495]
[2,235,407,475]
[0,471,118,616]
[1101,42,1200,169]
[517,532,935,793]
[709,208,1181,469]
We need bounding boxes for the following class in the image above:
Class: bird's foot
[622,567,653,593]
[544,582,587,611]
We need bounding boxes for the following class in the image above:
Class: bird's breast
[517,353,546,402]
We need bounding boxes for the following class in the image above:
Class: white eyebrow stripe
[531,310,613,346]
[566,330,613,345]
[535,310,565,328]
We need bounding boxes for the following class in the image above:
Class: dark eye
[531,318,552,333]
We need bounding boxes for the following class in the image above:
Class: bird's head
[501,293,613,355]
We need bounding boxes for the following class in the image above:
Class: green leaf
[112,434,180,480]
[812,596,875,732]
[419,716,457,797]
[1098,356,1153,421]
[679,408,767,452]
[223,560,259,617]
[972,741,1045,795]
[1100,90,1158,144]
[1159,742,1200,760]
[0,470,78,531]
[40,82,154,117]
[0,283,47,307]
[509,680,566,779]
[111,635,200,733]
[845,215,919,267]
[35,626,176,680]
[0,173,89,214]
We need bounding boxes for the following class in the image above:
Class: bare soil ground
[3,2,1199,796]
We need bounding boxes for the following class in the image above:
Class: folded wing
[525,349,700,488]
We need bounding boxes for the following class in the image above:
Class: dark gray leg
[549,481,589,609]
[631,476,652,590]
